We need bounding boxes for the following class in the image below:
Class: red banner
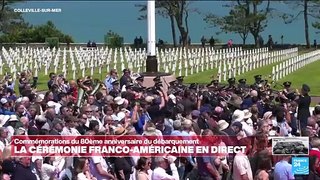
[11,135,251,157]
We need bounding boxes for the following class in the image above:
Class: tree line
[0,0,73,43]
[136,0,320,48]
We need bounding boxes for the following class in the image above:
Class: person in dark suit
[109,80,121,97]
[153,76,161,85]
[280,81,296,102]
[11,157,37,180]
[87,40,92,47]
[119,69,132,89]
[254,75,262,87]
[207,79,221,91]
[226,77,236,91]
[47,72,56,90]
[92,41,97,48]
[135,75,144,88]
[238,78,248,89]
[296,84,311,130]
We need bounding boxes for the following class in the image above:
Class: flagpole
[146,0,157,73]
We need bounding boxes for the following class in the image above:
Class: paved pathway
[312,96,320,104]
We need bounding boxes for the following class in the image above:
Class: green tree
[282,0,320,48]
[205,0,271,47]
[313,21,320,33]
[0,0,25,35]
[105,30,123,48]
[0,21,74,43]
[205,5,250,45]
[238,0,272,47]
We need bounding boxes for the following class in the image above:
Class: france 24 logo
[292,157,309,175]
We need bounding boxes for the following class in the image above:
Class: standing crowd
[0,68,318,180]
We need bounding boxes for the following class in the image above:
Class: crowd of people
[0,67,319,180]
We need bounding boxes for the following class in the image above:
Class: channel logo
[292,157,309,175]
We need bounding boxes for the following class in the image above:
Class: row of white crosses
[216,47,298,82]
[0,47,59,80]
[0,46,242,78]
[157,47,243,77]
[272,49,320,81]
[0,46,298,82]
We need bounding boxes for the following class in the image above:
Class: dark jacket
[11,163,37,180]
[297,94,311,129]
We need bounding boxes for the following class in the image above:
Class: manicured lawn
[275,59,320,96]
[184,49,315,86]
[6,47,314,94]
[184,61,281,85]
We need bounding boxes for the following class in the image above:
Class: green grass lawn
[184,57,320,96]
[4,47,312,94]
[184,57,292,85]
[184,49,314,85]
[275,59,320,96]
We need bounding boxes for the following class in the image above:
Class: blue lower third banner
[292,157,309,175]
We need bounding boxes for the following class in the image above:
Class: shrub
[104,30,124,48]
[45,37,59,48]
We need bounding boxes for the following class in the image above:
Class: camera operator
[146,85,167,124]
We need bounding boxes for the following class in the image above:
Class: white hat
[8,115,18,122]
[38,94,45,100]
[15,97,22,103]
[15,127,26,135]
[47,101,56,108]
[269,130,276,136]
[121,85,127,92]
[117,112,126,120]
[32,156,43,163]
[169,94,176,104]
[114,97,125,105]
[0,115,10,127]
[35,94,44,102]
[243,109,252,119]
[232,110,245,122]
[111,114,121,121]
[35,115,47,122]
[218,120,229,131]
[263,111,273,120]
[0,98,8,104]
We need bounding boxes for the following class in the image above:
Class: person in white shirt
[152,156,179,180]
[232,110,255,136]
[233,138,253,180]
[83,106,104,132]
[61,116,80,136]
[42,157,59,180]
[90,155,115,180]
[31,156,43,180]
[104,69,118,92]
[0,127,9,152]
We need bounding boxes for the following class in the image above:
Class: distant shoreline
[0,42,308,50]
